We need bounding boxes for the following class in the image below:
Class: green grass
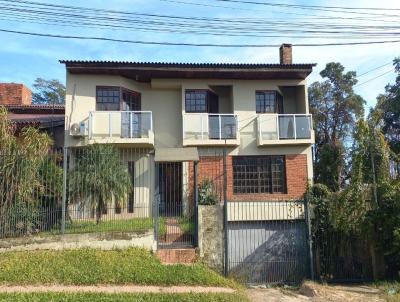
[0,248,238,288]
[44,217,167,236]
[0,292,249,302]
[64,218,154,234]
[177,216,195,235]
[372,281,400,302]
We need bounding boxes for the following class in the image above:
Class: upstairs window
[233,155,286,194]
[96,86,141,111]
[256,91,283,113]
[185,89,218,113]
[96,86,120,111]
[122,90,141,111]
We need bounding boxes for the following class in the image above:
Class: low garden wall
[0,230,156,252]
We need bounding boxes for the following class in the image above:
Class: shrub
[1,202,42,237]
[198,179,218,205]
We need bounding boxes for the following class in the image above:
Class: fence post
[304,194,315,280]
[223,144,229,277]
[194,161,199,246]
[61,147,68,235]
[154,163,160,249]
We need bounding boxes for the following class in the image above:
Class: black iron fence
[0,146,154,238]
[0,143,378,285]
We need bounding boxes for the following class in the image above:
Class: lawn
[45,217,166,236]
[0,292,249,302]
[177,216,195,235]
[0,248,238,288]
[374,281,400,302]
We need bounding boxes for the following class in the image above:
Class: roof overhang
[155,147,199,162]
[60,61,316,82]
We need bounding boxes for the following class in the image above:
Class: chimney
[279,43,292,65]
[0,83,32,105]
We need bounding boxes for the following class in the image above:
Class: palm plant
[68,144,132,224]
[0,106,57,236]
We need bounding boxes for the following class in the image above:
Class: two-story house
[61,44,315,259]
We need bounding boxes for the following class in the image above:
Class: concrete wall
[198,205,224,273]
[0,231,156,253]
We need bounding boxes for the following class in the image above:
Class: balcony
[182,113,240,146]
[257,114,314,146]
[87,111,154,146]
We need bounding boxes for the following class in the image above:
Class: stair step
[156,248,197,264]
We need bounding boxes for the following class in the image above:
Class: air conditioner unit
[70,122,86,137]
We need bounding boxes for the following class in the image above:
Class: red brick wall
[0,83,32,105]
[190,154,308,202]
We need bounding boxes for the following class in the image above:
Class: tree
[32,78,66,104]
[309,62,365,190]
[68,144,132,224]
[373,58,400,176]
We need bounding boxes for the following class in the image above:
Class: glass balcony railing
[183,113,238,142]
[258,114,312,142]
[88,111,153,140]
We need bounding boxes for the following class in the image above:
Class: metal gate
[226,200,311,284]
[227,201,310,284]
[155,161,196,248]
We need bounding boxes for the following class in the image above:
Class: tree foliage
[373,58,400,176]
[309,62,365,190]
[68,144,132,224]
[32,78,66,105]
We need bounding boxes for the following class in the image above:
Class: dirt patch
[246,282,385,302]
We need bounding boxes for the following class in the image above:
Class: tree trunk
[96,197,102,225]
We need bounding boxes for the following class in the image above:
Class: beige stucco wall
[65,74,181,148]
[65,74,313,181]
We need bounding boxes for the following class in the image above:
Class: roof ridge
[59,60,316,67]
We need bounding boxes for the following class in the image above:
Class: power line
[4,0,399,26]
[1,28,400,48]
[358,62,393,77]
[211,0,400,17]
[355,69,395,87]
[220,0,400,11]
[0,2,399,39]
[160,0,400,22]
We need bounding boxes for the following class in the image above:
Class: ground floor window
[232,155,286,194]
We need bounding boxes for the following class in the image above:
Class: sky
[0,0,399,111]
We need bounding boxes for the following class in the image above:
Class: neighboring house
[61,44,316,257]
[0,83,65,148]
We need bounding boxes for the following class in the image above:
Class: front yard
[0,248,245,301]
[0,292,248,302]
[44,217,167,236]
[0,248,237,287]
